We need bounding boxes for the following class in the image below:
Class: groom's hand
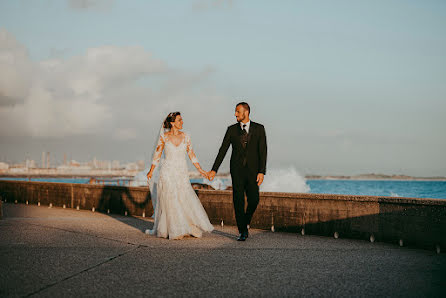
[256,173,264,186]
[209,171,216,181]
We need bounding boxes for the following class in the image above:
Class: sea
[1,177,445,200]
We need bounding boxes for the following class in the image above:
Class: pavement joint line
[25,222,141,247]
[24,245,142,298]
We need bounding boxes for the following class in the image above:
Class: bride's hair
[163,112,181,129]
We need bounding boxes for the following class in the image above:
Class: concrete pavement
[1,203,445,297]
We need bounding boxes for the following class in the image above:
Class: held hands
[198,168,208,179]
[208,170,216,181]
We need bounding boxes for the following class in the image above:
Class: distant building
[95,160,111,169]
[111,160,121,169]
[136,160,145,170]
[69,160,81,167]
[25,159,37,168]
[9,167,26,173]
[41,152,45,168]
[125,162,138,171]
[0,162,9,170]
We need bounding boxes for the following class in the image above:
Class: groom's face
[235,105,248,123]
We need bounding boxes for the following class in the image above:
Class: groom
[209,102,267,241]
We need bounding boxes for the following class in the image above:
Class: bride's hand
[199,169,208,179]
[146,171,153,181]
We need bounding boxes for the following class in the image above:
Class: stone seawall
[1,180,445,251]
[199,190,446,251]
[0,180,152,217]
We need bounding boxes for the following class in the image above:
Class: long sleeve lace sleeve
[185,134,199,164]
[151,134,165,166]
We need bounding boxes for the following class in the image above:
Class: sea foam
[260,167,310,193]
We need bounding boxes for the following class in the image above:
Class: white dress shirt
[240,120,251,133]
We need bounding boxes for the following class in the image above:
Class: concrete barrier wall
[1,180,445,250]
[199,190,446,250]
[0,181,153,217]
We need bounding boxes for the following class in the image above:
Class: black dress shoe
[244,230,249,239]
[237,233,246,241]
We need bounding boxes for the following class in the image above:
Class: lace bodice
[151,132,199,167]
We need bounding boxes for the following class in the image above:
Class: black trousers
[231,167,260,233]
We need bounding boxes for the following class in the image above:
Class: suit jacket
[212,121,267,177]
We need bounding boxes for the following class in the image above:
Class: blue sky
[0,0,445,176]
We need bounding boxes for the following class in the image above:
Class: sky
[0,0,445,176]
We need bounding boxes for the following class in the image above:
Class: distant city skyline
[1,1,445,177]
[0,152,143,168]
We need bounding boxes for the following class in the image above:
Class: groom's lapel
[236,123,242,134]
[247,122,255,146]
[236,124,244,145]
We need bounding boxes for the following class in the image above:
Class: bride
[145,112,214,239]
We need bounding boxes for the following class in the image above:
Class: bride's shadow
[96,185,154,233]
[106,212,154,233]
[94,184,242,240]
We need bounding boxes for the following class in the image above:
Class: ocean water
[193,178,446,199]
[1,177,445,199]
[306,179,446,199]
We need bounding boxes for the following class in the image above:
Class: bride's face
[171,115,183,130]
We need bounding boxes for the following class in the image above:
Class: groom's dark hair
[236,102,250,114]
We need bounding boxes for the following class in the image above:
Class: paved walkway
[0,203,445,297]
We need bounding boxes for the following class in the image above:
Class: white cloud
[0,29,32,106]
[0,28,232,154]
[68,0,114,11]
[114,128,138,141]
[192,0,233,11]
[0,30,240,172]
[0,29,167,137]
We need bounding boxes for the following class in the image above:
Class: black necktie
[241,124,248,148]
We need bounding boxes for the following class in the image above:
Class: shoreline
[1,173,445,181]
[0,174,134,179]
[307,177,446,181]
[306,175,446,181]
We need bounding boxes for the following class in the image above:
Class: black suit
[212,121,267,233]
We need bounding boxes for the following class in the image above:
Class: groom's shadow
[211,229,239,240]
[96,184,154,233]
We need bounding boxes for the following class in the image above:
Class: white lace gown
[147,132,214,239]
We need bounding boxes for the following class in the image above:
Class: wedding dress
[146,131,214,239]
